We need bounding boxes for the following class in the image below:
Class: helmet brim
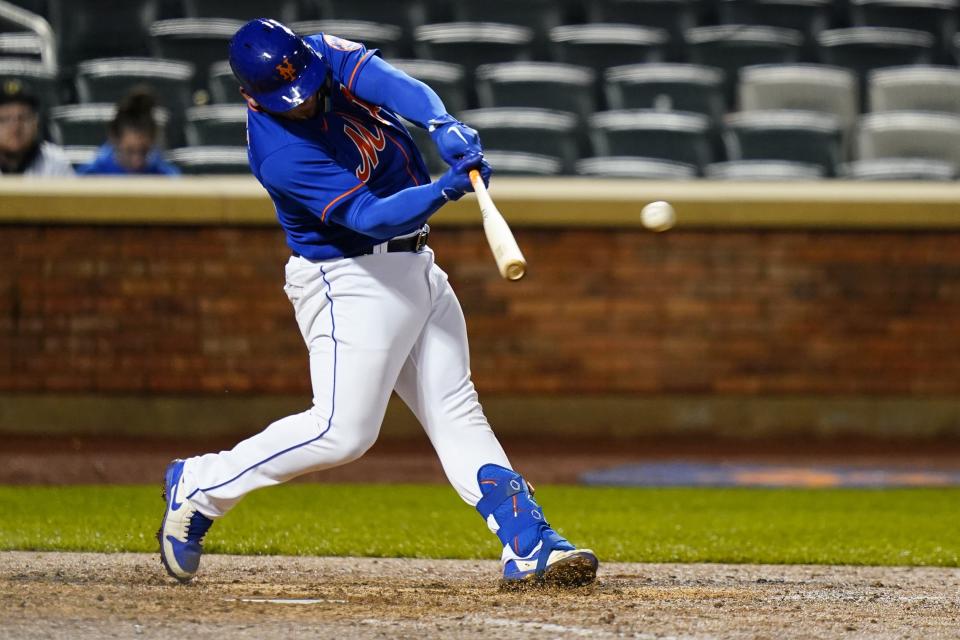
[254,49,327,113]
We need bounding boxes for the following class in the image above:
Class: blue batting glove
[428,114,483,167]
[436,152,488,201]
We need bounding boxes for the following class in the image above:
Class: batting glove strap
[428,114,483,166]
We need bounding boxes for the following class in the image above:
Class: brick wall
[3,225,960,396]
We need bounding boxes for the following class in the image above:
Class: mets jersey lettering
[342,115,385,182]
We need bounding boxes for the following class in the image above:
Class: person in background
[79,87,180,176]
[0,80,74,176]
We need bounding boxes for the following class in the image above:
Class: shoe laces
[186,511,213,544]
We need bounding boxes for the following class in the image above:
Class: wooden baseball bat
[469,169,527,281]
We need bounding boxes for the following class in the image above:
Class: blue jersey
[247,34,434,260]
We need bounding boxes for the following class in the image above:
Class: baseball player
[157,18,598,587]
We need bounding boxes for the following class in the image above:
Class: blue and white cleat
[502,534,599,588]
[157,459,213,583]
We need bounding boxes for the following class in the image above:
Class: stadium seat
[738,65,858,133]
[856,111,960,169]
[589,109,712,170]
[314,0,428,34]
[48,0,159,69]
[604,63,725,123]
[185,105,247,146]
[291,20,404,58]
[451,0,563,57]
[817,28,934,108]
[723,110,843,175]
[841,157,956,180]
[849,0,956,62]
[458,107,579,172]
[75,58,195,112]
[62,145,97,169]
[586,0,696,60]
[49,103,171,147]
[3,0,48,18]
[475,62,596,123]
[549,24,668,76]
[390,59,468,114]
[705,159,825,180]
[414,23,534,80]
[483,150,564,175]
[686,26,803,104]
[868,66,960,115]
[718,0,830,57]
[149,18,243,98]
[208,61,243,104]
[575,156,697,179]
[0,59,58,111]
[181,0,300,22]
[0,32,42,61]
[167,146,250,174]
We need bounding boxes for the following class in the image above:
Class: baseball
[641,201,676,232]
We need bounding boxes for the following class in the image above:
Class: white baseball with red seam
[641,200,676,232]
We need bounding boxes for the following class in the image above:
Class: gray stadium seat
[149,19,243,97]
[686,26,803,104]
[575,156,697,179]
[415,23,533,80]
[167,146,250,174]
[208,61,243,104]
[738,64,858,133]
[483,151,564,175]
[0,32,42,61]
[452,0,563,57]
[388,59,468,114]
[856,111,960,169]
[49,103,171,147]
[817,28,934,108]
[841,157,956,180]
[605,63,725,123]
[181,0,300,22]
[589,109,713,170]
[718,0,830,56]
[549,24,668,75]
[850,0,956,61]
[315,0,428,34]
[62,145,97,169]
[587,0,697,60]
[0,59,58,111]
[868,66,960,115]
[185,105,247,146]
[48,0,159,69]
[475,62,596,123]
[458,107,579,172]
[291,21,404,58]
[723,110,843,175]
[75,58,195,114]
[705,160,825,180]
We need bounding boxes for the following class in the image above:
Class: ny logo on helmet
[275,58,297,82]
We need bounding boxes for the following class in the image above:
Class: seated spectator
[0,81,74,176]
[79,88,180,176]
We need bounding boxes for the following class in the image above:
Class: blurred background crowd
[3,0,960,179]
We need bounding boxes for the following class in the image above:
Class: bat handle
[469,168,484,191]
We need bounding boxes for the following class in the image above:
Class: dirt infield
[2,552,959,639]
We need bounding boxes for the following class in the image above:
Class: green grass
[1,484,958,566]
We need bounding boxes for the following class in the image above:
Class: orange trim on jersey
[480,480,498,486]
[347,50,375,91]
[321,182,364,222]
[384,131,420,186]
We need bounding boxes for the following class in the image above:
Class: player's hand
[428,114,483,167]
[436,152,491,201]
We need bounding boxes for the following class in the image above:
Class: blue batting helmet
[228,18,327,112]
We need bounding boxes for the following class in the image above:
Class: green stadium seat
[589,109,713,171]
[167,146,250,174]
[575,156,697,179]
[458,107,580,172]
[723,110,843,176]
[185,105,247,146]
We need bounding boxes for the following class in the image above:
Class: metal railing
[0,0,56,73]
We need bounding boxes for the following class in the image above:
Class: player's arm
[260,145,490,240]
[351,56,483,166]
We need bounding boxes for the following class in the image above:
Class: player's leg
[393,255,598,586]
[159,255,429,581]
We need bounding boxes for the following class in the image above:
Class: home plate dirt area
[2,552,959,639]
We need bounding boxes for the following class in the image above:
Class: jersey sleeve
[259,143,367,223]
[305,33,379,94]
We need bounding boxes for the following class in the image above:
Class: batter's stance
[157,18,598,587]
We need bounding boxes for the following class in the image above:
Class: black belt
[293,228,429,259]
